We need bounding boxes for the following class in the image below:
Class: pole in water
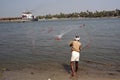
[80,24,85,28]
[48,27,54,33]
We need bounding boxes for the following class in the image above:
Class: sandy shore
[0,62,120,80]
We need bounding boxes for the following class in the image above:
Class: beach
[0,18,120,80]
[0,61,120,80]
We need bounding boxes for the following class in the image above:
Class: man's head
[74,36,80,41]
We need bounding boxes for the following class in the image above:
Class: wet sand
[0,62,120,80]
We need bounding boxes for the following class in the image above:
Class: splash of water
[55,24,85,40]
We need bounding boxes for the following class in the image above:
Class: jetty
[0,11,38,22]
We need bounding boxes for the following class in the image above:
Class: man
[69,36,82,76]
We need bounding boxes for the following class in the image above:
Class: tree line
[37,9,120,19]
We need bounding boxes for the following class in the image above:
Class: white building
[22,12,34,20]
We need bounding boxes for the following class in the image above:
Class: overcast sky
[0,0,120,17]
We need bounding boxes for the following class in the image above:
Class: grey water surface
[0,18,120,70]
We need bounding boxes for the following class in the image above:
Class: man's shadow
[62,63,71,73]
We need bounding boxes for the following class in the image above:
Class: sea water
[0,18,120,70]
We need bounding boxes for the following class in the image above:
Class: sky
[0,0,120,17]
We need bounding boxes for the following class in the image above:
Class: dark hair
[75,36,79,38]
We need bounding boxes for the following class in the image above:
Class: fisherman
[69,36,82,76]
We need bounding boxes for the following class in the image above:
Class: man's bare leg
[75,61,78,73]
[70,62,75,76]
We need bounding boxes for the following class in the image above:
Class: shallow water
[0,18,120,70]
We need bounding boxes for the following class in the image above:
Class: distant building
[22,11,34,20]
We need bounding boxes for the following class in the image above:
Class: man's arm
[69,41,73,47]
[79,43,82,51]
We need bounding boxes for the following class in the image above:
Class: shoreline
[1,67,119,80]
[0,17,120,80]
[0,61,120,80]
[0,17,120,23]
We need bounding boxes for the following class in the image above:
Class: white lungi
[71,51,80,61]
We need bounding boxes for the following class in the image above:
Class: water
[0,18,120,70]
